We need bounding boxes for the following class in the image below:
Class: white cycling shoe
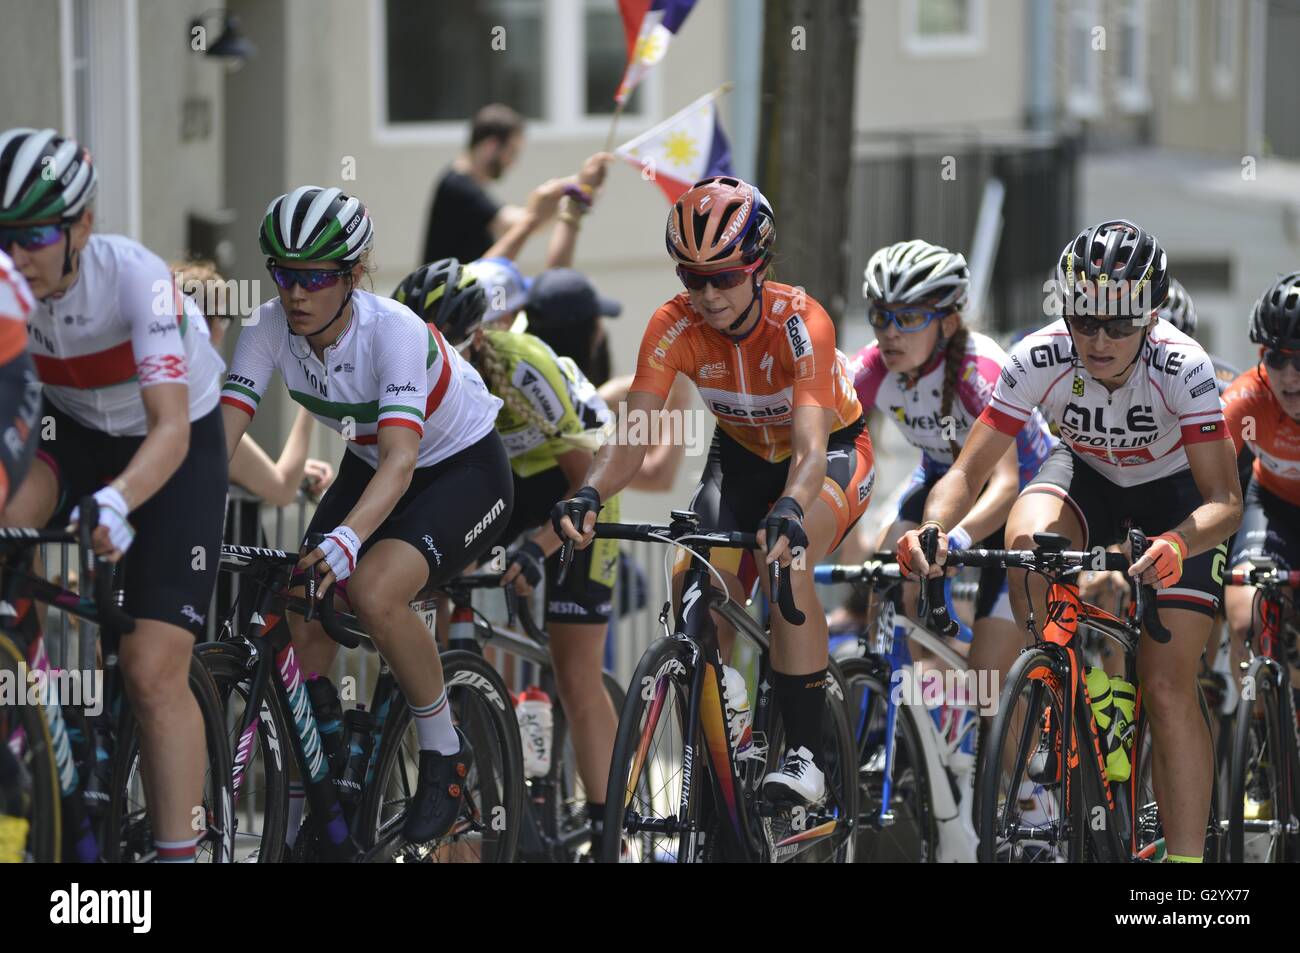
[762,747,826,805]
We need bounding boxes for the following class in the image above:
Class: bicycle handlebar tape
[915,526,957,637]
[1128,529,1171,644]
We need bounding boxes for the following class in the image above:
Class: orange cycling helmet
[666,176,775,271]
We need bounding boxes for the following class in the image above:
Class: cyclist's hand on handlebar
[500,539,545,597]
[68,485,134,563]
[758,496,808,568]
[298,525,360,597]
[551,485,601,550]
[1128,531,1188,590]
[896,523,947,579]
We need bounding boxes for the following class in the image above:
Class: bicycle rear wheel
[357,650,523,862]
[0,634,60,862]
[1226,656,1296,862]
[977,647,1083,863]
[105,653,234,862]
[838,656,935,862]
[601,637,698,863]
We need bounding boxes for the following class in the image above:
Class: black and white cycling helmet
[1250,270,1300,350]
[0,128,97,224]
[1158,278,1196,335]
[393,258,487,348]
[1057,219,1169,318]
[259,186,373,263]
[863,240,970,310]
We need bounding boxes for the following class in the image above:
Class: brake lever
[1128,529,1171,644]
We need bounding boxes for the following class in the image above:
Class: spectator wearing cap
[521,268,622,387]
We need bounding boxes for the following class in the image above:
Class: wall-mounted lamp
[190,9,256,70]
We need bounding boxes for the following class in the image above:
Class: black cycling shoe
[402,728,475,843]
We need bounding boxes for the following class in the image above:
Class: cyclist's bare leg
[346,539,445,708]
[1136,606,1214,858]
[118,621,206,844]
[1223,575,1254,690]
[549,620,618,801]
[0,454,56,528]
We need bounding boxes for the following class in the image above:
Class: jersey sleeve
[977,339,1038,436]
[0,264,32,365]
[955,346,1002,418]
[788,301,839,410]
[631,303,692,400]
[851,342,888,412]
[374,315,430,436]
[1173,350,1229,445]
[1219,369,1258,455]
[221,304,278,418]
[124,248,189,389]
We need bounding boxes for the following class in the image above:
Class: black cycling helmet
[1057,219,1169,319]
[1158,277,1196,335]
[1250,270,1300,350]
[393,258,486,347]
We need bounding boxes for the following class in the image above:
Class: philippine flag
[616,0,698,104]
[615,91,734,203]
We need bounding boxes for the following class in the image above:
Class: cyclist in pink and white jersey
[899,221,1243,863]
[0,127,228,862]
[852,239,1054,713]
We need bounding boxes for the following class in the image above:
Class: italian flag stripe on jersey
[424,325,452,416]
[34,340,137,389]
[220,380,260,417]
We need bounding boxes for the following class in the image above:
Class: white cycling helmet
[863,239,970,310]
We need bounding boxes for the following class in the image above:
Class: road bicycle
[200,537,523,863]
[586,509,858,863]
[1223,559,1300,862]
[816,555,980,862]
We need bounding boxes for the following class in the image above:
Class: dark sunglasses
[676,259,763,292]
[868,304,951,333]
[266,259,350,292]
[0,223,65,253]
[1066,313,1149,340]
[1263,349,1300,373]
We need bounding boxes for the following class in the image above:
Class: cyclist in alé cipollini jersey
[898,220,1244,863]
[394,256,622,853]
[221,186,513,849]
[554,176,876,806]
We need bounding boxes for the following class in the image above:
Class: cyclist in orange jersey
[554,176,875,806]
[1223,271,1300,685]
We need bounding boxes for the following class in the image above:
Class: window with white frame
[379,0,645,138]
[1114,0,1149,112]
[1066,0,1102,118]
[1172,0,1197,99]
[903,0,985,56]
[1212,0,1238,97]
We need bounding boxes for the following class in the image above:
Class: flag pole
[612,82,734,156]
[604,98,627,153]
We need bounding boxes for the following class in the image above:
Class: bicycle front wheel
[1226,656,1296,862]
[977,647,1083,863]
[601,637,698,863]
[838,655,935,862]
[0,634,60,862]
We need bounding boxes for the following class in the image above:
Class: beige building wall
[0,1,63,131]
[854,0,1028,134]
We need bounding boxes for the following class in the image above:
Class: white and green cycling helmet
[259,186,373,263]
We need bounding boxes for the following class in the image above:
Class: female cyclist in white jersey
[0,127,228,862]
[898,220,1243,863]
[221,186,513,845]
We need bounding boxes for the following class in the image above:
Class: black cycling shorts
[896,462,1011,622]
[491,466,617,626]
[1229,477,1300,572]
[310,431,514,594]
[1023,443,1227,618]
[36,400,227,638]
